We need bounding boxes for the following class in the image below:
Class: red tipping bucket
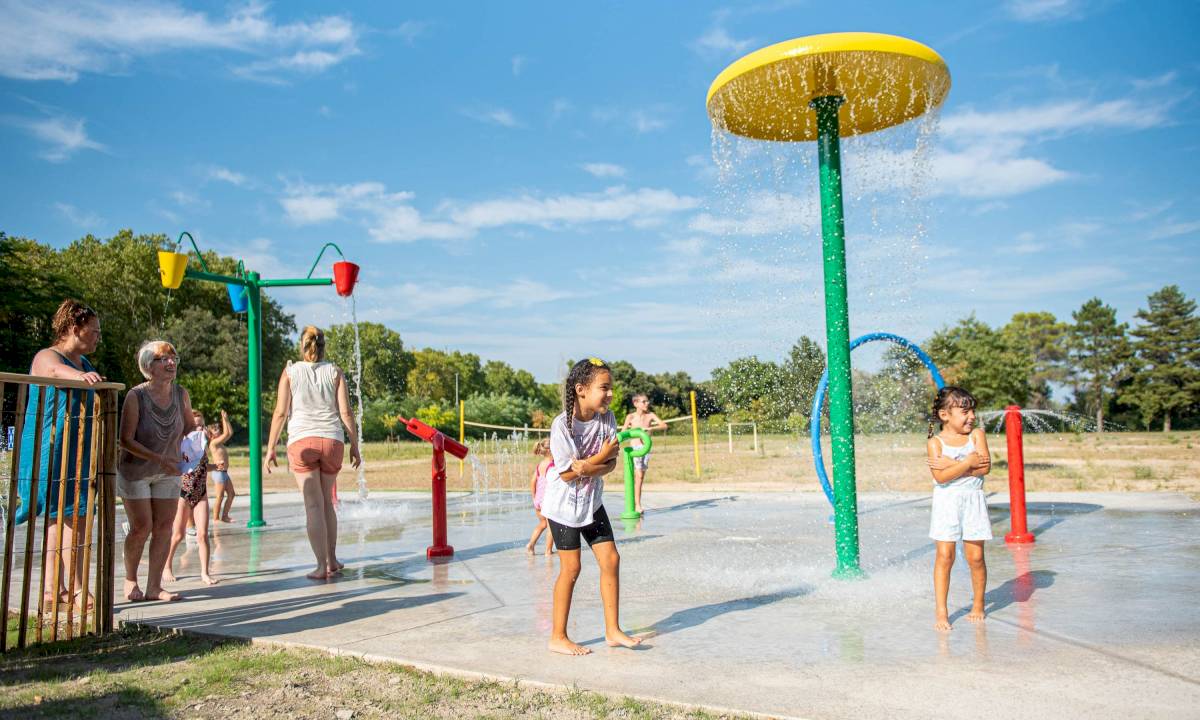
[333,261,359,297]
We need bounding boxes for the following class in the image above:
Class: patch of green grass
[2,626,754,719]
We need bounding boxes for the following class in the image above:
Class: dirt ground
[228,430,1200,498]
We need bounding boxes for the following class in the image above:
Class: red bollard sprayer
[399,416,470,560]
[1004,405,1035,544]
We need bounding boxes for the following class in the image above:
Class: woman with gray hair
[117,340,196,602]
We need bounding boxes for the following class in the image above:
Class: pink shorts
[287,437,344,474]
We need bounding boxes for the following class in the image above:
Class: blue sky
[2,1,1197,383]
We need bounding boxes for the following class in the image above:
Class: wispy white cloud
[511,55,527,77]
[581,162,626,178]
[1012,231,1043,254]
[392,20,429,46]
[631,109,668,133]
[931,141,1071,198]
[941,99,1169,139]
[1127,200,1172,222]
[54,201,103,228]
[971,264,1125,301]
[279,180,699,243]
[170,189,210,209]
[549,98,573,124]
[1148,220,1200,241]
[0,1,360,82]
[207,166,249,187]
[5,112,106,162]
[448,186,699,231]
[689,191,818,236]
[462,107,520,128]
[1132,71,1178,91]
[925,96,1175,198]
[233,46,359,84]
[1005,0,1082,22]
[594,105,672,134]
[691,25,757,57]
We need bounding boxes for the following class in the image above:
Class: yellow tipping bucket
[158,250,188,289]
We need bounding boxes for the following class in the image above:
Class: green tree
[0,234,74,373]
[482,360,538,399]
[1069,298,1131,432]
[1002,311,1070,407]
[781,336,826,420]
[1121,286,1200,431]
[925,316,1033,410]
[711,356,788,421]
[406,349,482,402]
[326,322,412,399]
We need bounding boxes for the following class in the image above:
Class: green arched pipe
[615,428,652,520]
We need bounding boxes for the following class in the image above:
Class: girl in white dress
[926,386,992,631]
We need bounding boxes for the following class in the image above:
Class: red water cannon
[399,416,469,560]
[403,417,469,458]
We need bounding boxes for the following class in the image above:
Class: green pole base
[620,510,642,520]
[831,564,867,580]
[246,520,267,529]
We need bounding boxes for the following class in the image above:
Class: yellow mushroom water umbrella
[706,32,949,577]
[707,32,950,141]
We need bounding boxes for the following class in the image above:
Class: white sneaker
[186,527,197,537]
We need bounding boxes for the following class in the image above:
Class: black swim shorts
[546,506,615,551]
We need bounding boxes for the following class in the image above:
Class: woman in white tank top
[264,326,362,580]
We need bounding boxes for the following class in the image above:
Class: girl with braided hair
[542,358,643,655]
[925,385,992,631]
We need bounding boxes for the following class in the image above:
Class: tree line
[3,231,1197,442]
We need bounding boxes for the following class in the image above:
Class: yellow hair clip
[588,357,605,366]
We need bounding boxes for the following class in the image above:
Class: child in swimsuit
[525,438,555,556]
[207,410,235,523]
[163,410,219,586]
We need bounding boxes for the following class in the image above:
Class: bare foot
[333,560,345,571]
[146,588,181,602]
[548,637,591,656]
[525,543,535,555]
[636,505,644,514]
[124,581,144,602]
[966,608,986,623]
[306,567,328,580]
[201,574,220,586]
[219,516,233,523]
[162,568,177,584]
[934,613,952,631]
[605,630,643,648]
[544,547,554,556]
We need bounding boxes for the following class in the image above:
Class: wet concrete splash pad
[116,491,1200,719]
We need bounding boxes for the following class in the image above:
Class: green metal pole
[246,273,266,529]
[811,95,862,578]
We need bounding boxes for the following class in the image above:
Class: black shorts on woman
[545,506,614,551]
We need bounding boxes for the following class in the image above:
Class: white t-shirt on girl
[540,410,617,528]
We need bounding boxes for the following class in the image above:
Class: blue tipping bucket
[226,283,248,313]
